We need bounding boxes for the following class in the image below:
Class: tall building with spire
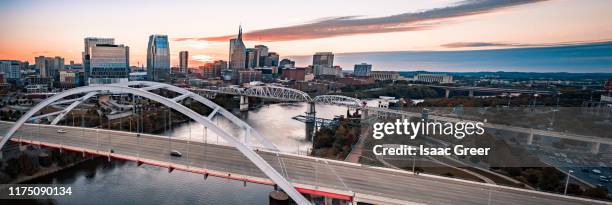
[229,26,246,70]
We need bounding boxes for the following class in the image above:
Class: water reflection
[165,102,350,154]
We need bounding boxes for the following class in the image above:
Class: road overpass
[423,85,557,98]
[1,121,609,205]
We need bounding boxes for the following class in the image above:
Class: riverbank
[8,157,93,185]
[0,143,92,185]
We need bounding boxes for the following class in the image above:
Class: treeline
[420,88,604,107]
[342,85,440,99]
[1,146,85,183]
[311,119,360,159]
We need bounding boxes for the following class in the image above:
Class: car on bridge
[170,150,182,157]
[57,129,68,133]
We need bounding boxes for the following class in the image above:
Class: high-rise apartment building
[147,34,170,82]
[88,44,130,84]
[34,56,64,81]
[35,56,47,78]
[51,56,64,81]
[83,37,114,84]
[313,52,335,77]
[212,60,227,78]
[179,51,188,74]
[199,60,227,79]
[229,26,246,70]
[353,63,372,77]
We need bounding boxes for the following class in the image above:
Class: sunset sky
[1,0,611,70]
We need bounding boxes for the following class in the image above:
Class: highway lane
[1,121,610,205]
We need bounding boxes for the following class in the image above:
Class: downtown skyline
[1,0,611,72]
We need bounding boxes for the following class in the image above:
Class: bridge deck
[0,121,608,205]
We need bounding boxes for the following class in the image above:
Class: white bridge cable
[323,160,351,192]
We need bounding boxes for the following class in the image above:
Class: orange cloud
[174,0,547,42]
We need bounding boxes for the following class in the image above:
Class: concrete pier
[306,101,316,141]
[239,95,249,111]
[269,190,289,205]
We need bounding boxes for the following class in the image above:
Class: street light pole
[564,170,574,195]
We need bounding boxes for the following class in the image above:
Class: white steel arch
[27,92,99,124]
[0,84,310,205]
[121,81,278,151]
[314,95,362,107]
[50,91,99,125]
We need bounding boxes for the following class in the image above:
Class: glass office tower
[83,37,115,85]
[147,34,170,82]
[89,44,130,84]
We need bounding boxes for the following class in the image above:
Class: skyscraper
[88,44,129,84]
[254,45,268,67]
[50,56,64,81]
[83,37,114,84]
[245,48,259,68]
[179,51,188,74]
[229,26,246,70]
[147,34,170,82]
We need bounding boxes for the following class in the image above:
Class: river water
[28,102,350,205]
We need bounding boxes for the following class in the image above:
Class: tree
[583,188,608,199]
[4,158,20,178]
[537,167,562,191]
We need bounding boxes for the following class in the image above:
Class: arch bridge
[0,81,312,205]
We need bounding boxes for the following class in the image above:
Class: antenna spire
[238,24,243,40]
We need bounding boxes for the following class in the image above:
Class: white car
[57,129,67,133]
